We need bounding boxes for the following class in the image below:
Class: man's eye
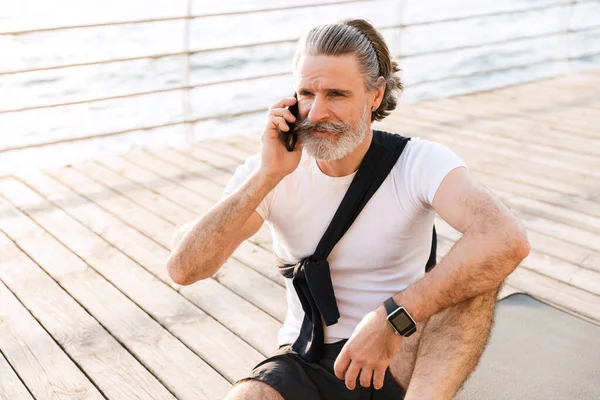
[330,92,344,97]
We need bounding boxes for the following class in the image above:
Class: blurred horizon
[1,0,599,174]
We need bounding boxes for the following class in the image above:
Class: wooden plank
[214,258,286,322]
[143,146,274,249]
[388,101,591,157]
[93,156,283,287]
[516,210,600,253]
[110,147,277,273]
[385,107,600,179]
[0,184,230,400]
[430,75,600,133]
[507,267,600,325]
[446,83,600,133]
[492,188,600,236]
[68,160,286,322]
[199,142,257,167]
[435,236,600,324]
[421,98,599,140]
[147,147,235,187]
[126,149,227,201]
[227,134,593,202]
[122,147,275,251]
[435,221,600,297]
[397,100,600,152]
[460,89,600,126]
[522,230,600,275]
[12,172,265,383]
[172,144,274,249]
[47,167,175,248]
[22,171,174,286]
[193,141,256,168]
[458,82,600,112]
[20,170,281,357]
[487,72,600,98]
[74,162,195,226]
[377,114,598,191]
[227,130,599,203]
[0,350,34,400]
[0,235,109,400]
[471,171,600,219]
[93,157,211,213]
[437,83,592,112]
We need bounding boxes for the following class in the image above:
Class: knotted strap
[278,130,411,362]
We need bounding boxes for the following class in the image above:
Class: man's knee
[224,379,284,400]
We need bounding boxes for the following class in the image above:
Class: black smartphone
[281,92,299,152]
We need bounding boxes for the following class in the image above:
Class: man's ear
[372,76,386,110]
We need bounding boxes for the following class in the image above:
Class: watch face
[389,309,414,334]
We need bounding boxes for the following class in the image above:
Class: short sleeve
[222,153,272,221]
[401,138,467,212]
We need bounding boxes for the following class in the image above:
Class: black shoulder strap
[310,130,410,260]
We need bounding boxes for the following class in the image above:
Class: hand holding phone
[259,95,302,181]
[281,93,299,151]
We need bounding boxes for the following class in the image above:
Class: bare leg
[388,318,428,391]
[224,379,284,400]
[390,288,499,400]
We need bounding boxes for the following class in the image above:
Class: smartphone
[281,92,299,152]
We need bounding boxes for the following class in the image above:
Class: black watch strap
[384,297,399,316]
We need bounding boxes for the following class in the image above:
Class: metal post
[182,0,194,142]
[560,0,576,73]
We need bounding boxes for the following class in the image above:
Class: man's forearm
[167,169,279,284]
[393,218,529,322]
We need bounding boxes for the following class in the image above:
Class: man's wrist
[252,168,282,192]
[392,289,428,323]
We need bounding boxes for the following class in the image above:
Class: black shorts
[236,339,406,400]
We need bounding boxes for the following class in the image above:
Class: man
[167,19,530,400]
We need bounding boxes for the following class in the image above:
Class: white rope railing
[3,0,597,77]
[2,49,597,155]
[2,0,598,152]
[3,23,598,115]
[395,25,600,59]
[0,0,378,36]
[3,0,594,38]
[3,23,598,77]
[0,72,292,114]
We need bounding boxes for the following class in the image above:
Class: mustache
[294,118,350,136]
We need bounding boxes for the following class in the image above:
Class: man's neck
[315,128,373,177]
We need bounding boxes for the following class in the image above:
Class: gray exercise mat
[455,294,600,400]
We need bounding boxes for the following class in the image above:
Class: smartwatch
[384,297,417,337]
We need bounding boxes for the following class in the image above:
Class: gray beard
[295,107,370,161]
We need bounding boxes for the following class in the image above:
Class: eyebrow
[299,88,353,96]
[326,88,353,96]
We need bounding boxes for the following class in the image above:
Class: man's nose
[307,95,330,123]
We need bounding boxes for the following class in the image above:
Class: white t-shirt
[223,136,466,346]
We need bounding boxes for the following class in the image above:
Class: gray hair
[294,19,403,121]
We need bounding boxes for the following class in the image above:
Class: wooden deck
[1,70,599,399]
